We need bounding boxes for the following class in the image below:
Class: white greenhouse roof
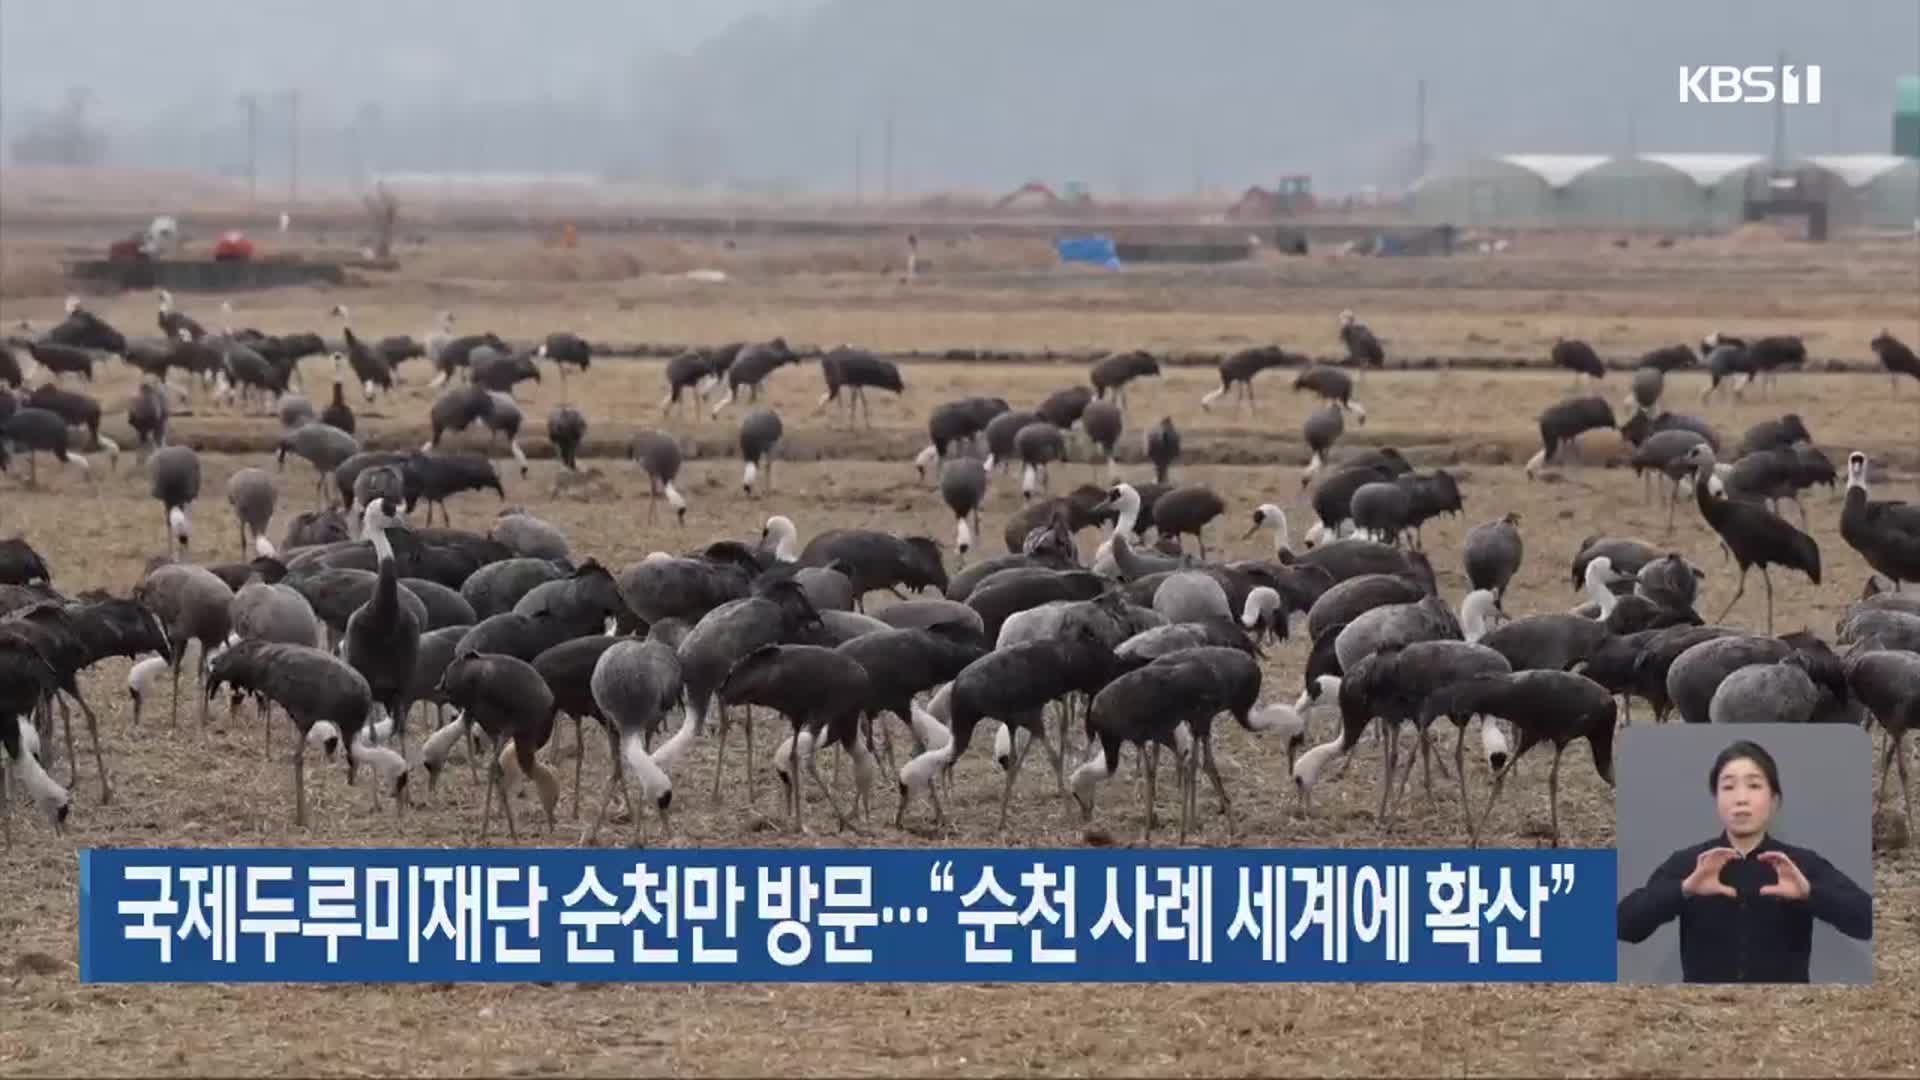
[1636,153,1765,185]
[1807,154,1916,187]
[1495,154,1611,188]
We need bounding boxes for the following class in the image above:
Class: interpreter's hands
[1757,850,1811,900]
[1682,847,1740,898]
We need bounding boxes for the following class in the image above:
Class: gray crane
[148,444,200,558]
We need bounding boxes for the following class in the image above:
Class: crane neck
[368,523,395,567]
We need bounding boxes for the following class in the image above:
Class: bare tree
[362,182,400,259]
[10,87,109,167]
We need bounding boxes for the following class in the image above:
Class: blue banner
[79,848,1617,983]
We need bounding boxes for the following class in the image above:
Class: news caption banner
[80,848,1617,983]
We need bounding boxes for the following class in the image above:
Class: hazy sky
[1,0,1913,195]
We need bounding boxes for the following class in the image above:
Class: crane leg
[1876,731,1897,812]
[1477,754,1516,841]
[1140,747,1158,847]
[710,706,730,803]
[745,709,758,806]
[1178,747,1194,846]
[1761,566,1775,635]
[1455,725,1478,848]
[806,738,850,832]
[74,693,110,805]
[57,695,77,793]
[1715,566,1751,625]
[788,731,804,834]
[1376,725,1399,824]
[293,730,308,828]
[1200,735,1233,838]
[1548,748,1564,848]
[588,726,623,845]
[1897,730,1914,843]
[570,715,585,820]
[0,766,10,850]
[996,725,1035,836]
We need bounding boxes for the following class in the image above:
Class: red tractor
[212,231,255,261]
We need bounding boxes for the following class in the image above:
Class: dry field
[1,221,1919,1078]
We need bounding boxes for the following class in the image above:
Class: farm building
[1407,153,1768,230]
[1409,152,1912,231]
[1807,154,1920,228]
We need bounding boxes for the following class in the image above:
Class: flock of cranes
[1,289,1918,852]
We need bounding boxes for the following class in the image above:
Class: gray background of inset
[1615,724,1873,985]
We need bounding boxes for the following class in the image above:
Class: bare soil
[1,221,1918,1077]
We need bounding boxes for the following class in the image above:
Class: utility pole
[282,89,300,206]
[1771,49,1788,166]
[882,109,895,203]
[854,129,865,206]
[237,93,259,206]
[1413,78,1431,187]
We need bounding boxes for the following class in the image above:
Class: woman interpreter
[1616,739,1873,983]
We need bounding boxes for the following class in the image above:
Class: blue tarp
[1055,233,1121,269]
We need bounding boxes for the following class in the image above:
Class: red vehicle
[213,231,255,261]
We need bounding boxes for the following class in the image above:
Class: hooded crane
[547,405,587,473]
[1300,405,1345,488]
[1,641,68,845]
[1845,648,1920,836]
[125,379,169,456]
[738,407,783,496]
[587,637,691,844]
[1201,345,1290,410]
[536,331,592,397]
[408,452,505,525]
[1294,364,1369,422]
[717,643,874,832]
[677,579,823,801]
[1550,337,1605,388]
[661,346,736,417]
[1089,349,1160,409]
[1143,484,1226,559]
[1840,452,1920,591]
[148,445,200,559]
[1630,428,1711,530]
[0,407,90,485]
[319,356,356,434]
[326,306,394,400]
[1145,416,1180,485]
[206,640,407,826]
[277,423,361,501]
[1464,512,1524,603]
[0,538,50,586]
[224,467,278,559]
[940,456,988,562]
[1678,443,1821,632]
[897,623,1115,832]
[1338,309,1385,366]
[1080,400,1123,480]
[817,346,903,426]
[917,395,1009,479]
[709,337,797,418]
[1014,421,1067,500]
[344,499,424,756]
[434,649,561,839]
[1627,366,1664,414]
[629,430,686,525]
[1418,669,1616,847]
[1870,330,1920,395]
[1072,652,1229,844]
[1526,397,1617,479]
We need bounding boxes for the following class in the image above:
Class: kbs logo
[1679,65,1822,104]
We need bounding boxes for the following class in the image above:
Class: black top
[1616,832,1873,983]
